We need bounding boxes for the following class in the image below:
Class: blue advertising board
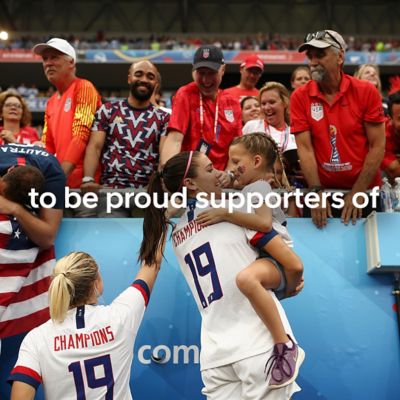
[81,49,400,66]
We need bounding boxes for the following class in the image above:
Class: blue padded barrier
[1,217,399,400]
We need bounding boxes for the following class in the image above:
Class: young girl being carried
[196,132,305,389]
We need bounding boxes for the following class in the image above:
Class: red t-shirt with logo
[290,74,385,189]
[0,126,39,145]
[168,82,242,170]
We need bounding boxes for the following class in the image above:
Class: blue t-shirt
[0,144,65,209]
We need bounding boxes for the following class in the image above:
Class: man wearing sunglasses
[290,30,385,228]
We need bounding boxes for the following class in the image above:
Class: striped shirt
[0,215,55,339]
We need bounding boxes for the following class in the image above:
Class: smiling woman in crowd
[240,95,261,125]
[242,82,296,154]
[0,91,39,145]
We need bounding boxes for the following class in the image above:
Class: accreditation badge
[224,109,234,123]
[197,139,211,155]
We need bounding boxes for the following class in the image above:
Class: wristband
[82,176,95,184]
[308,185,324,193]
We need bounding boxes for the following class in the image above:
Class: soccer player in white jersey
[8,249,162,400]
[140,151,302,399]
[196,133,305,388]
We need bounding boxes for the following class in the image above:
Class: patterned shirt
[92,100,169,188]
[0,213,55,339]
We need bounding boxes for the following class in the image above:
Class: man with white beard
[290,30,385,228]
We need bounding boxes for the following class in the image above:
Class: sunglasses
[304,31,342,49]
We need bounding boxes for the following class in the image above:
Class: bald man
[81,60,170,217]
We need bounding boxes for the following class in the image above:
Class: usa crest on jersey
[311,103,323,121]
[64,97,72,112]
[224,109,234,122]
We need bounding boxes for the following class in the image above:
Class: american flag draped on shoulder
[0,214,55,339]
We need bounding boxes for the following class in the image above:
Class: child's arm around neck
[196,203,273,233]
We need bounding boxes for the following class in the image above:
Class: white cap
[298,30,346,52]
[33,38,76,62]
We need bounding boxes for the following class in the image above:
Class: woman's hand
[0,129,17,143]
[216,170,232,188]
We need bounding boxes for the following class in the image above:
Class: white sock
[285,340,293,349]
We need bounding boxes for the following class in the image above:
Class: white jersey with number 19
[8,281,149,400]
[172,201,294,371]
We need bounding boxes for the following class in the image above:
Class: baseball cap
[298,30,346,52]
[240,54,264,71]
[33,38,76,62]
[193,45,224,71]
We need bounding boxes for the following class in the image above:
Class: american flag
[0,214,55,339]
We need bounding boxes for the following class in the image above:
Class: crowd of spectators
[1,32,400,52]
[0,33,399,222]
[2,84,125,105]
[1,30,400,398]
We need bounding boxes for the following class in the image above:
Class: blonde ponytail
[49,252,98,322]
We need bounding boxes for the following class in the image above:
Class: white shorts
[201,350,301,400]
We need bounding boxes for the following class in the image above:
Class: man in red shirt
[381,80,400,181]
[291,30,385,228]
[161,45,242,186]
[225,54,264,102]
[33,38,101,190]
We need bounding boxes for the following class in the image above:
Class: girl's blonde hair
[49,252,99,322]
[258,81,290,125]
[354,64,382,93]
[231,132,290,189]
[273,156,292,190]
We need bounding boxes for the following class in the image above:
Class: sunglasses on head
[304,31,342,49]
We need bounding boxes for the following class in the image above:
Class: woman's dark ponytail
[139,151,200,266]
[139,171,170,266]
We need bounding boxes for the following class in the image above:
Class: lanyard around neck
[264,120,290,152]
[199,92,219,143]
